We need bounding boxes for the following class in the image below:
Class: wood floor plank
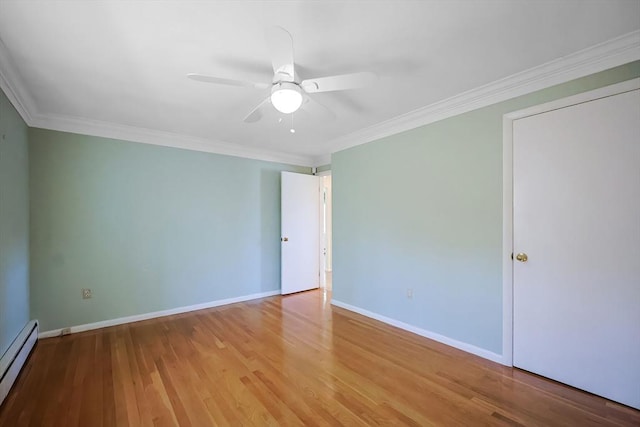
[1,290,638,426]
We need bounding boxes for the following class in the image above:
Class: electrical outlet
[82,288,92,299]
[61,327,71,336]
[406,288,413,299]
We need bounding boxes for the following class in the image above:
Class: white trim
[30,113,316,167]
[1,31,637,167]
[317,170,332,288]
[0,38,36,124]
[313,154,332,168]
[331,299,504,365]
[501,114,514,367]
[326,30,640,155]
[38,290,279,339]
[0,320,38,406]
[501,78,640,366]
[0,39,316,167]
[503,77,640,121]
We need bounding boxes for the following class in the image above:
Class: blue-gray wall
[6,61,640,354]
[29,129,307,331]
[0,88,30,356]
[332,61,640,355]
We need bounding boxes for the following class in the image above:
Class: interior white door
[513,89,640,409]
[281,171,320,295]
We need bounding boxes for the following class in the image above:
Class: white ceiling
[0,1,639,166]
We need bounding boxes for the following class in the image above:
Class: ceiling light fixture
[271,82,303,114]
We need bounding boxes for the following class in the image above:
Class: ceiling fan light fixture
[271,82,303,114]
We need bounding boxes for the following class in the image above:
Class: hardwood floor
[1,290,638,426]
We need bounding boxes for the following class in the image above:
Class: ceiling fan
[187,26,377,123]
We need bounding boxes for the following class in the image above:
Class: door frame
[316,170,332,289]
[501,77,640,366]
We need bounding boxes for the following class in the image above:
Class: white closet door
[513,89,640,409]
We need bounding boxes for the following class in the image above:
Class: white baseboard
[0,320,39,406]
[331,299,505,365]
[39,290,280,339]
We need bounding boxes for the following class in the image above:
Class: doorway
[318,171,332,291]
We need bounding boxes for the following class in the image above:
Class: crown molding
[326,30,640,155]
[30,113,316,166]
[0,37,37,124]
[1,31,638,167]
[0,37,315,166]
[312,153,332,167]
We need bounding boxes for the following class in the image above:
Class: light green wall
[29,129,307,331]
[316,164,331,173]
[0,89,30,356]
[332,61,640,355]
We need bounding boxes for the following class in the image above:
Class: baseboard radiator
[0,320,38,406]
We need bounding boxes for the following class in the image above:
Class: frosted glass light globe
[271,82,303,114]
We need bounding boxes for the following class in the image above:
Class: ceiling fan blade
[187,73,269,89]
[301,95,336,121]
[301,71,377,93]
[265,26,295,81]
[243,97,272,123]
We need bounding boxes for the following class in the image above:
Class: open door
[281,171,320,295]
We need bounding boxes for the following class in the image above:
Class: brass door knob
[515,253,528,262]
[281,237,289,242]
